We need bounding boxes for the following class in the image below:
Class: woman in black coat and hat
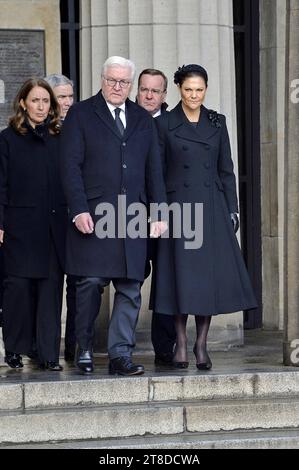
[151,64,257,370]
[0,78,68,370]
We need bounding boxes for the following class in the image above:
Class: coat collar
[23,118,49,141]
[168,102,218,144]
[92,91,140,140]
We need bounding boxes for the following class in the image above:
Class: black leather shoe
[109,357,144,376]
[5,352,23,369]
[154,352,174,366]
[173,345,189,369]
[196,361,212,370]
[77,349,94,373]
[193,345,212,370]
[40,361,63,371]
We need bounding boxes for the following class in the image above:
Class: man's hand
[74,213,94,234]
[0,229,4,244]
[150,221,168,238]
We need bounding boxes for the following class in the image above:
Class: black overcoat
[151,103,257,315]
[60,92,166,281]
[0,125,68,277]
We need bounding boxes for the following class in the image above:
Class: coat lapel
[93,93,140,141]
[169,102,219,144]
[92,91,122,140]
[123,99,141,140]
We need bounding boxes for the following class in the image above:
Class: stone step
[2,428,299,449]
[1,371,299,445]
[0,403,183,444]
[63,428,299,449]
[1,396,299,444]
[1,371,299,411]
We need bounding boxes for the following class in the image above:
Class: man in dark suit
[137,68,168,117]
[136,69,176,366]
[45,74,76,362]
[61,56,167,375]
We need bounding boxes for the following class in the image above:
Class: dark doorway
[60,0,80,101]
[233,0,262,328]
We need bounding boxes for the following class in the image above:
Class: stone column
[283,0,299,366]
[80,0,243,352]
[276,0,287,330]
[260,0,287,331]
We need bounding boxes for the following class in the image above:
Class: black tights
[173,314,211,363]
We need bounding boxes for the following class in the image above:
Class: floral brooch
[207,110,221,128]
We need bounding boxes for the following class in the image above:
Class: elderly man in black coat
[45,73,77,363]
[61,56,167,375]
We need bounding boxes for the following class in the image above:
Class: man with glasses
[61,56,167,376]
[137,68,168,117]
[137,69,176,366]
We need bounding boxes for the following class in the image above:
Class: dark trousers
[2,244,64,362]
[76,277,141,359]
[151,312,176,356]
[65,275,77,353]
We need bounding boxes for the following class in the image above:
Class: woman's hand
[0,229,4,244]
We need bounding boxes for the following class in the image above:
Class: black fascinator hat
[174,64,208,87]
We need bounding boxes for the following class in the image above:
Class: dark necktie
[114,108,125,136]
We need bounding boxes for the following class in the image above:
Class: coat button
[204,162,210,169]
[182,145,189,151]
[51,209,56,214]
[184,182,190,188]
[122,142,126,147]
[184,164,190,169]
[204,181,211,188]
[121,187,127,194]
[122,163,127,169]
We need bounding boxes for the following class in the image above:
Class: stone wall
[0,0,61,75]
[283,0,299,366]
[260,0,287,330]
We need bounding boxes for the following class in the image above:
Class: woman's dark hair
[9,78,61,135]
[174,64,208,87]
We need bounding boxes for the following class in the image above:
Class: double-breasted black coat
[151,103,257,316]
[60,92,166,282]
[0,124,68,278]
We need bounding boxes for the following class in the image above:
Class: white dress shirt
[106,101,127,128]
[153,109,162,118]
[72,101,127,222]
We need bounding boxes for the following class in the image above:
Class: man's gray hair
[44,74,74,89]
[102,56,136,81]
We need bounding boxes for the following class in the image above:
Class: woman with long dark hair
[0,78,68,370]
